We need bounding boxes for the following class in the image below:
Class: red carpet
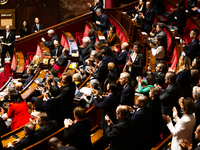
[0,71,5,88]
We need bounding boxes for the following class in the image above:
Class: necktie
[145,9,149,15]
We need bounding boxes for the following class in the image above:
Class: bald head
[121,42,129,50]
[48,137,61,150]
[15,82,23,91]
[136,96,149,108]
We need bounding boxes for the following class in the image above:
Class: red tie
[145,9,148,15]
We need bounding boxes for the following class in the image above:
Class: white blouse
[151,46,165,59]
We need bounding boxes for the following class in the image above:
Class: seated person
[107,62,119,82]
[88,28,96,44]
[25,55,41,75]
[20,66,35,89]
[57,47,69,66]
[0,109,8,136]
[72,73,82,87]
[137,74,156,96]
[50,68,58,77]
[64,106,92,150]
[107,25,121,48]
[0,102,12,127]
[15,82,23,92]
[7,122,37,150]
[48,57,61,77]
[51,40,63,59]
[149,23,157,37]
[34,113,58,140]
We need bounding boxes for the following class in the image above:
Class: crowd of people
[1,0,200,149]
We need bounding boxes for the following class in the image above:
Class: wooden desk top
[13,52,25,74]
[37,42,51,66]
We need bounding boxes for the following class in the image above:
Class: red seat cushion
[163,27,172,56]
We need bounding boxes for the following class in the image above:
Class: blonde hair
[32,55,41,64]
[108,62,115,71]
[176,55,191,74]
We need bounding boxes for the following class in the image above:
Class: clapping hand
[179,139,193,150]
[162,114,171,124]
[105,115,114,127]
[64,118,73,128]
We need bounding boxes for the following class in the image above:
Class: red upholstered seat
[163,1,175,13]
[166,46,178,71]
[60,34,69,48]
[3,63,12,84]
[75,24,90,46]
[163,27,172,56]
[109,18,128,43]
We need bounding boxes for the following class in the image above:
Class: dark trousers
[1,45,13,66]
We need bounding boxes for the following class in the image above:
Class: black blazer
[51,44,63,57]
[0,117,8,136]
[21,74,34,89]
[32,23,44,33]
[143,8,154,33]
[64,118,92,150]
[89,3,103,22]
[43,34,59,51]
[2,30,15,50]
[20,26,30,38]
[98,13,111,32]
[120,83,135,106]
[93,92,120,130]
[159,82,181,118]
[115,50,128,66]
[60,82,76,118]
[80,42,94,63]
[58,145,77,150]
[126,50,144,78]
[57,54,69,66]
[8,135,38,150]
[131,106,152,149]
[105,118,135,150]
[195,100,200,129]
[183,39,200,62]
[153,72,165,87]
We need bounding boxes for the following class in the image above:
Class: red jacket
[8,101,32,130]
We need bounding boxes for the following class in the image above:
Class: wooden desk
[12,52,25,78]
[61,32,79,62]
[2,124,40,148]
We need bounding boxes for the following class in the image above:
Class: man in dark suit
[87,52,109,90]
[115,42,129,66]
[32,17,44,33]
[64,107,92,150]
[51,40,63,58]
[7,123,37,150]
[130,95,152,150]
[95,8,111,37]
[139,0,154,34]
[57,48,69,66]
[35,113,58,140]
[0,116,8,136]
[104,105,135,150]
[79,37,94,64]
[93,82,120,131]
[181,29,199,62]
[20,66,35,89]
[41,29,59,51]
[48,137,77,150]
[119,72,135,107]
[60,72,76,119]
[1,25,15,67]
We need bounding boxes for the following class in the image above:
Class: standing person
[41,29,59,51]
[87,0,103,22]
[104,105,135,150]
[20,20,30,38]
[163,97,196,150]
[1,25,15,67]
[64,107,92,150]
[32,17,44,33]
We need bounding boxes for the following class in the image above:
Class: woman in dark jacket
[20,20,30,38]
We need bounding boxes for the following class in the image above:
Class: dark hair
[152,23,157,28]
[95,41,101,48]
[108,81,118,93]
[62,71,72,83]
[167,71,176,83]
[39,113,49,122]
[10,92,24,103]
[25,123,35,135]
[177,0,185,12]
[118,106,129,117]
[50,68,58,77]
[22,20,28,29]
[192,29,199,37]
[156,22,165,30]
[48,57,55,70]
[88,28,95,36]
[48,137,60,148]
[156,35,165,47]
[157,63,166,71]
[73,106,86,119]
[110,25,116,33]
[50,82,60,97]
[193,57,200,72]
[99,49,107,55]
[150,87,161,98]
[182,97,196,114]
[133,41,143,50]
[94,53,103,61]
[146,74,156,85]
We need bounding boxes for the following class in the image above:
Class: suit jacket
[115,50,128,65]
[32,23,44,33]
[120,83,135,106]
[105,118,135,150]
[64,118,92,150]
[131,106,152,149]
[57,54,69,66]
[92,61,109,89]
[60,82,76,118]
[2,30,15,50]
[195,100,200,129]
[160,82,181,118]
[43,96,64,127]
[176,69,192,98]
[152,30,167,45]
[43,34,59,51]
[20,26,30,38]
[183,39,199,62]
[80,42,94,63]
[142,8,154,33]
[153,72,165,87]
[58,145,77,150]
[107,71,118,82]
[93,92,120,130]
[89,4,103,22]
[21,74,34,88]
[51,44,63,57]
[98,13,111,32]
[103,54,119,75]
[8,135,38,150]
[35,120,58,140]
[126,50,144,78]
[195,145,200,150]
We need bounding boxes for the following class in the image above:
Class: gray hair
[193,86,200,100]
[82,37,91,43]
[73,73,82,81]
[90,50,97,56]
[90,79,99,89]
[120,72,130,82]
[47,29,55,34]
[96,8,102,13]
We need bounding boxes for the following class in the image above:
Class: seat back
[163,27,173,56]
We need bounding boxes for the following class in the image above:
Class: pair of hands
[41,37,45,42]
[1,42,11,46]
[136,76,143,83]
[179,139,193,150]
[64,118,73,128]
[8,139,20,147]
[162,107,178,123]
[180,39,186,46]
[105,115,114,127]
[126,60,133,66]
